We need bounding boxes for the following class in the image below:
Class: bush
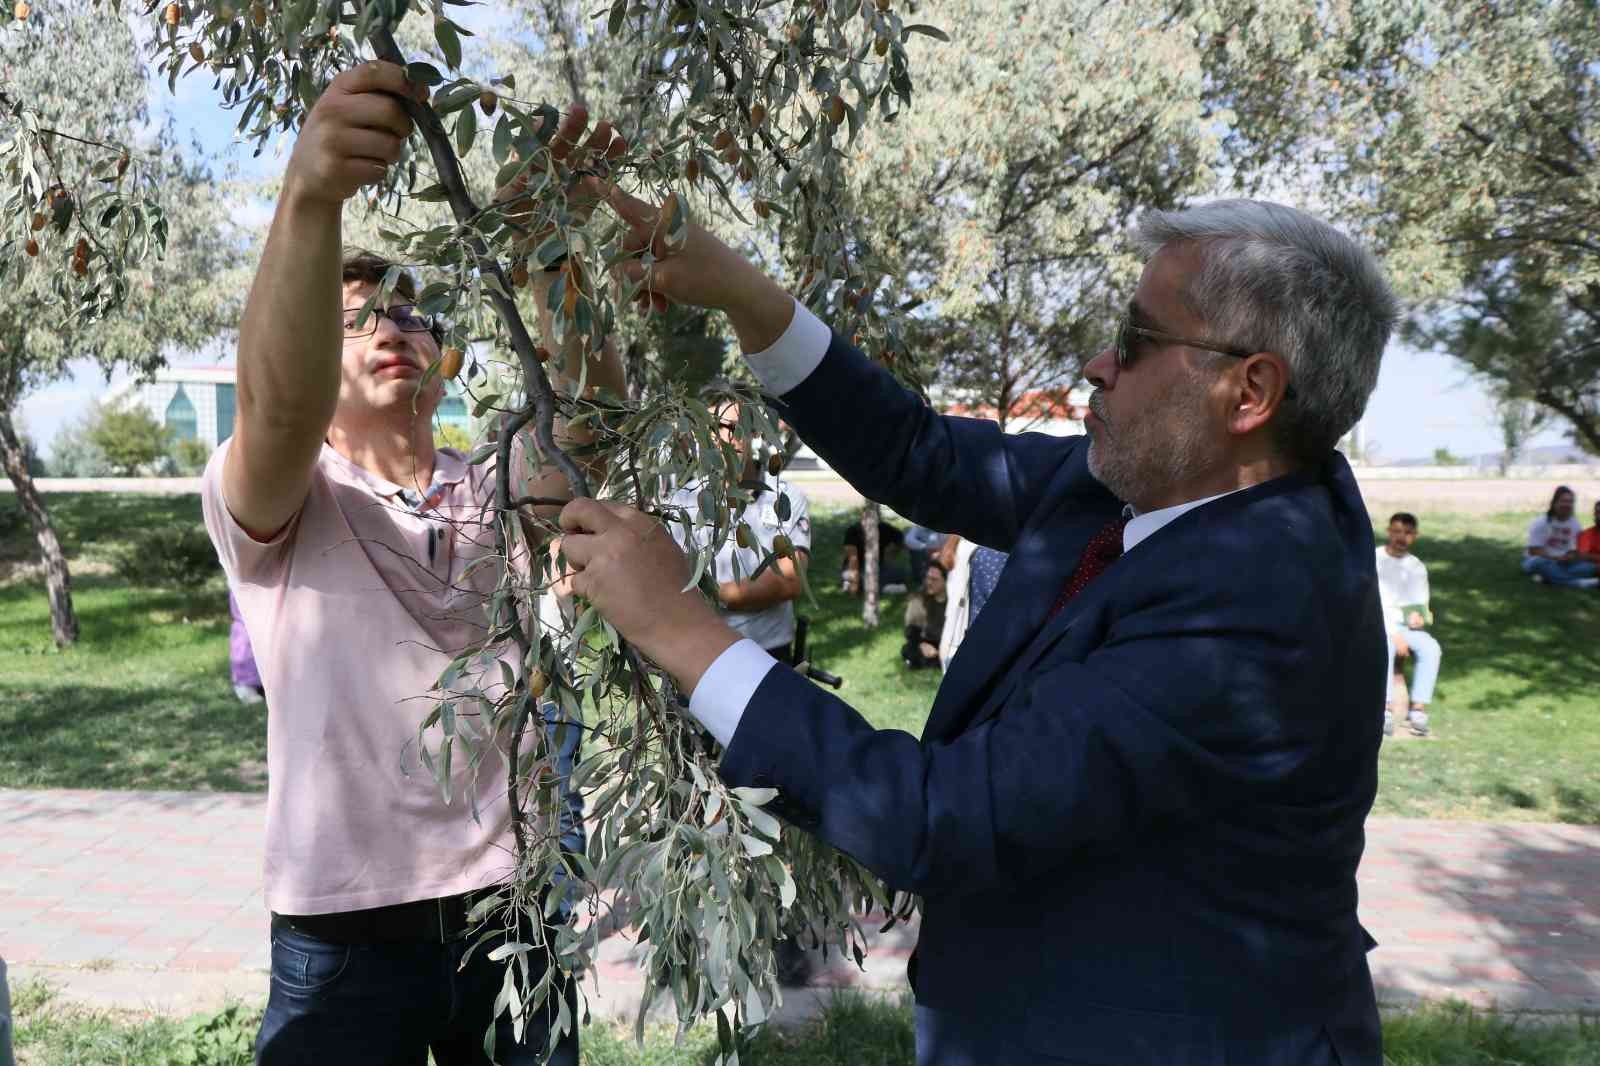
[112,523,221,588]
[435,422,473,453]
[171,437,213,476]
[89,403,173,476]
[49,414,113,477]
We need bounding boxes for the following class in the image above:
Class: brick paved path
[1,790,1595,1018]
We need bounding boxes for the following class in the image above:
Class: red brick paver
[1,791,1596,1016]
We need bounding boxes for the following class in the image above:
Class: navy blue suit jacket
[719,332,1386,1065]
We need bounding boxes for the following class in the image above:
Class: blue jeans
[1521,555,1599,587]
[1386,626,1443,705]
[0,957,13,1066]
[257,918,577,1065]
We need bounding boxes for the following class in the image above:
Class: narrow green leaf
[435,18,462,70]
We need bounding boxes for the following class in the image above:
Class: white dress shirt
[685,298,1240,747]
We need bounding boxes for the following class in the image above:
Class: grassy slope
[0,496,1596,822]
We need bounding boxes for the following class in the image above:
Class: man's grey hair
[1130,199,1399,462]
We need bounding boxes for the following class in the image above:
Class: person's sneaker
[234,683,265,705]
[1382,710,1394,736]
[1531,573,1547,584]
[1579,577,1599,589]
[1407,709,1430,737]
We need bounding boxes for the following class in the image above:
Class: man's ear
[1227,352,1292,436]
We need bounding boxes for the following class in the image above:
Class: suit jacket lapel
[922,457,1122,744]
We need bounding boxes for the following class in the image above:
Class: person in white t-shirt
[1521,486,1599,589]
[1376,512,1441,737]
[667,396,812,663]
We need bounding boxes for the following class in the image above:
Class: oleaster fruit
[439,346,464,380]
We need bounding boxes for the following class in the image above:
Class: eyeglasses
[1116,318,1295,400]
[342,304,436,337]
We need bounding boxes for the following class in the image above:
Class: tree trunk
[0,407,78,647]
[861,501,880,629]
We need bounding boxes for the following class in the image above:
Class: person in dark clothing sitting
[902,561,949,670]
[841,518,908,594]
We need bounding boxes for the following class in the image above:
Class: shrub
[48,413,112,477]
[89,403,173,476]
[113,523,221,588]
[171,437,213,476]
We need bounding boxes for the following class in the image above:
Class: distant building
[943,386,1092,436]
[108,365,472,450]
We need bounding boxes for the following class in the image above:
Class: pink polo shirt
[202,441,529,915]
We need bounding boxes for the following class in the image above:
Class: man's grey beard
[1085,385,1219,508]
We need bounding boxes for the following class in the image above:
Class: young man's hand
[1392,631,1412,657]
[284,62,426,208]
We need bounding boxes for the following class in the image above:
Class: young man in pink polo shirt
[203,62,624,1064]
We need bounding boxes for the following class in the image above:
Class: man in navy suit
[560,180,1397,1064]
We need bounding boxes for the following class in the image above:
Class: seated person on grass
[840,517,907,594]
[1521,486,1598,589]
[1376,512,1441,737]
[1578,500,1600,567]
[902,560,948,671]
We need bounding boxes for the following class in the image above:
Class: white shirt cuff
[742,298,830,396]
[686,638,778,747]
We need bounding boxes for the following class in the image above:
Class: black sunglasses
[1116,318,1295,400]
[342,304,437,337]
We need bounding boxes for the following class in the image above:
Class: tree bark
[861,501,880,629]
[0,406,78,647]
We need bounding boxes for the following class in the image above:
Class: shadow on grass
[1422,531,1600,704]
[0,492,205,565]
[0,573,227,652]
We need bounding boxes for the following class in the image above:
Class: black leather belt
[272,888,498,945]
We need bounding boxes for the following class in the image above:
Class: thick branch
[368,23,591,501]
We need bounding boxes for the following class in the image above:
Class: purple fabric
[229,590,262,690]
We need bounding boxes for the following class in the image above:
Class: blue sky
[16,49,1577,464]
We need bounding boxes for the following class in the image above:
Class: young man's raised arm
[225,62,422,540]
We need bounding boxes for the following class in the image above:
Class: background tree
[1492,390,1547,475]
[1206,0,1599,450]
[0,0,245,647]
[843,1,1225,431]
[87,401,173,475]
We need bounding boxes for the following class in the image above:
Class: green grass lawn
[11,979,1599,1066]
[1,494,1597,823]
[0,493,264,792]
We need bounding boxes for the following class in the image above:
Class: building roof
[945,385,1093,422]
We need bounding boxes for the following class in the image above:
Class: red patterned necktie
[1048,517,1129,619]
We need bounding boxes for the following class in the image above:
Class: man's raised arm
[225,62,424,541]
[600,186,1069,550]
